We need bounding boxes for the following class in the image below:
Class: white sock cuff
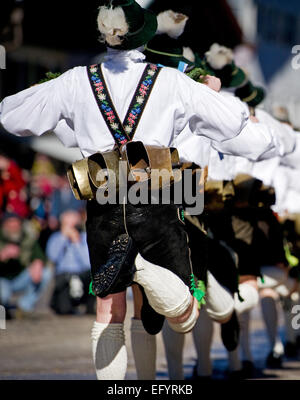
[91,321,125,341]
[205,272,234,322]
[234,283,259,315]
[134,254,191,318]
[160,286,191,318]
[258,266,287,289]
[206,305,233,322]
[167,301,198,333]
[275,277,296,297]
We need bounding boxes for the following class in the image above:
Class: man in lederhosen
[0,0,251,380]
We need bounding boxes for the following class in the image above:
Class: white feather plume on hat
[183,46,195,63]
[205,43,234,70]
[97,6,129,47]
[156,10,189,39]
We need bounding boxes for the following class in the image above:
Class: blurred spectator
[0,213,52,318]
[0,1,25,99]
[30,154,58,223]
[46,210,95,315]
[0,1,24,52]
[49,175,85,231]
[0,153,30,218]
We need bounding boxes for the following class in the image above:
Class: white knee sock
[162,320,185,380]
[234,283,259,315]
[239,311,253,362]
[192,308,213,377]
[130,319,157,380]
[91,321,127,380]
[205,272,234,322]
[281,297,297,344]
[228,347,242,372]
[134,254,191,319]
[228,311,253,368]
[260,297,284,355]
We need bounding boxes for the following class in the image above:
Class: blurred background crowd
[0,149,96,318]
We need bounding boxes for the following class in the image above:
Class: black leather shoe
[266,351,283,369]
[284,342,298,358]
[191,365,212,381]
[221,311,240,352]
[140,285,165,335]
[242,360,255,378]
[227,370,244,381]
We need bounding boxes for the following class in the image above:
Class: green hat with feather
[97,0,157,50]
[203,43,247,88]
[144,10,195,69]
[234,80,265,107]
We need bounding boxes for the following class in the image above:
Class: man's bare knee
[132,284,143,320]
[96,292,127,323]
[239,275,258,290]
[259,288,278,300]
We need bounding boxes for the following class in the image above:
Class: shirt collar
[104,47,146,65]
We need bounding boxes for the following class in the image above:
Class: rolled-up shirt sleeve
[0,68,77,137]
[174,71,250,142]
[212,121,277,161]
[53,120,78,148]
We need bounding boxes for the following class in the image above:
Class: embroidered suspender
[87,63,161,148]
[122,63,160,140]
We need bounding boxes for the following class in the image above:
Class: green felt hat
[144,34,195,69]
[203,59,247,88]
[235,81,265,107]
[98,0,157,50]
[203,43,247,88]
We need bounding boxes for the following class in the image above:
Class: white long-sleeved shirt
[175,118,277,168]
[280,131,300,170]
[0,49,249,158]
[255,108,296,157]
[212,91,280,161]
[176,90,283,169]
[206,105,296,184]
[278,188,300,214]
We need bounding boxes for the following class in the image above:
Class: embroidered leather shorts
[86,202,194,297]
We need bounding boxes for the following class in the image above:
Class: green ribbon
[89,281,96,297]
[284,244,299,267]
[190,274,206,309]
